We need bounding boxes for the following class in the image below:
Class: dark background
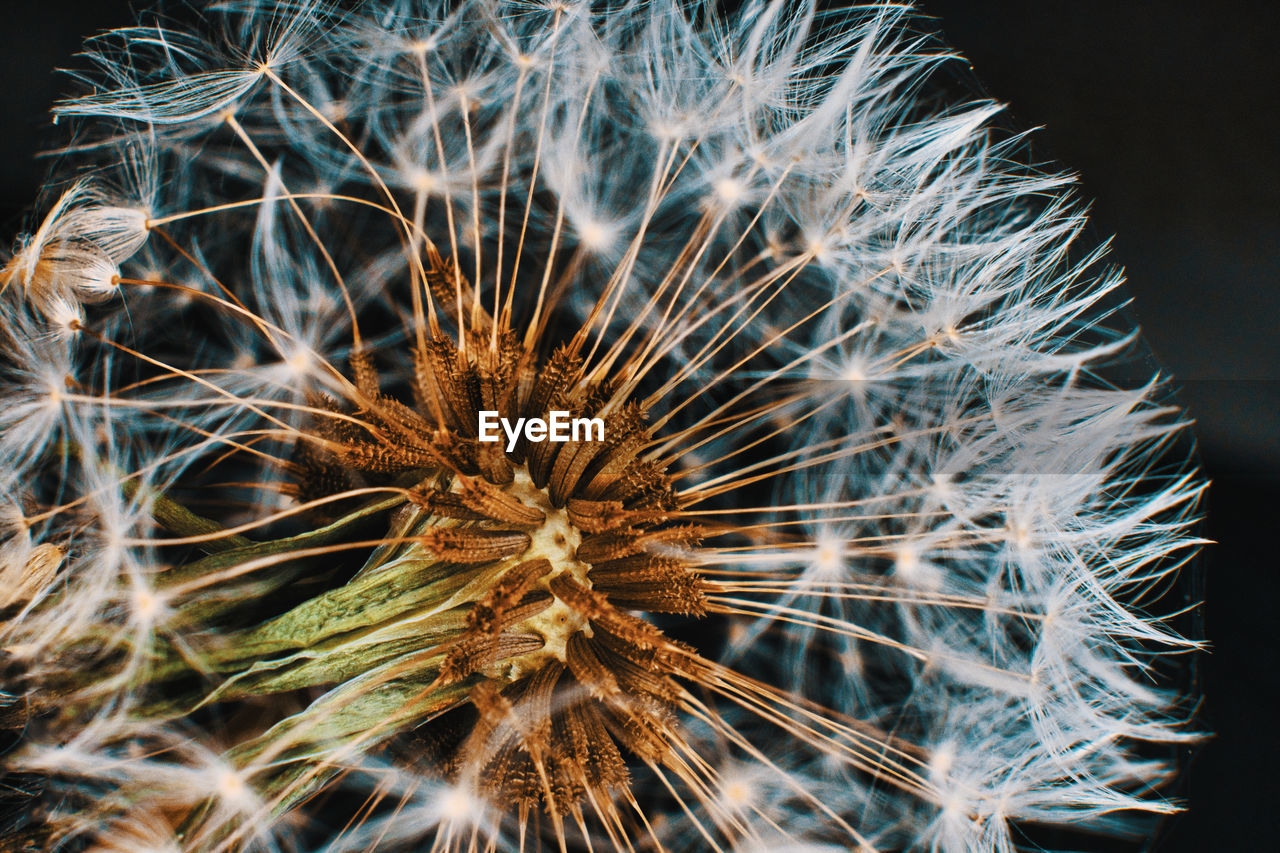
[1,2,1275,850]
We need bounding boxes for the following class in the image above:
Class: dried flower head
[0,2,1202,852]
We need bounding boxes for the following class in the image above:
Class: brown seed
[417,528,531,563]
[564,632,621,699]
[348,347,380,397]
[457,477,546,525]
[548,574,665,650]
[564,498,629,533]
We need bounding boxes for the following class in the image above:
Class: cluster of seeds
[290,324,709,816]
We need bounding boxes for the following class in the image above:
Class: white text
[478,410,605,452]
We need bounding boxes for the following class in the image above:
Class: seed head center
[494,468,591,678]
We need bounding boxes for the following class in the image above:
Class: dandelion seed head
[282,345,315,379]
[45,294,84,337]
[434,782,488,827]
[127,581,169,627]
[809,531,846,581]
[0,1,1203,850]
[804,230,836,262]
[714,758,794,822]
[711,175,747,207]
[230,350,256,371]
[214,766,255,809]
[840,356,868,383]
[892,543,919,574]
[410,35,439,55]
[573,217,619,253]
[929,740,957,783]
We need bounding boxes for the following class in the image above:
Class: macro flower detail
[0,2,1203,852]
[0,179,149,323]
[260,330,713,819]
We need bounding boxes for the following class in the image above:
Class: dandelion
[0,2,1202,851]
[0,179,150,320]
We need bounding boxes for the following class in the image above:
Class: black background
[1,2,1275,850]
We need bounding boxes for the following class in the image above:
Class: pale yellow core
[487,468,592,680]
